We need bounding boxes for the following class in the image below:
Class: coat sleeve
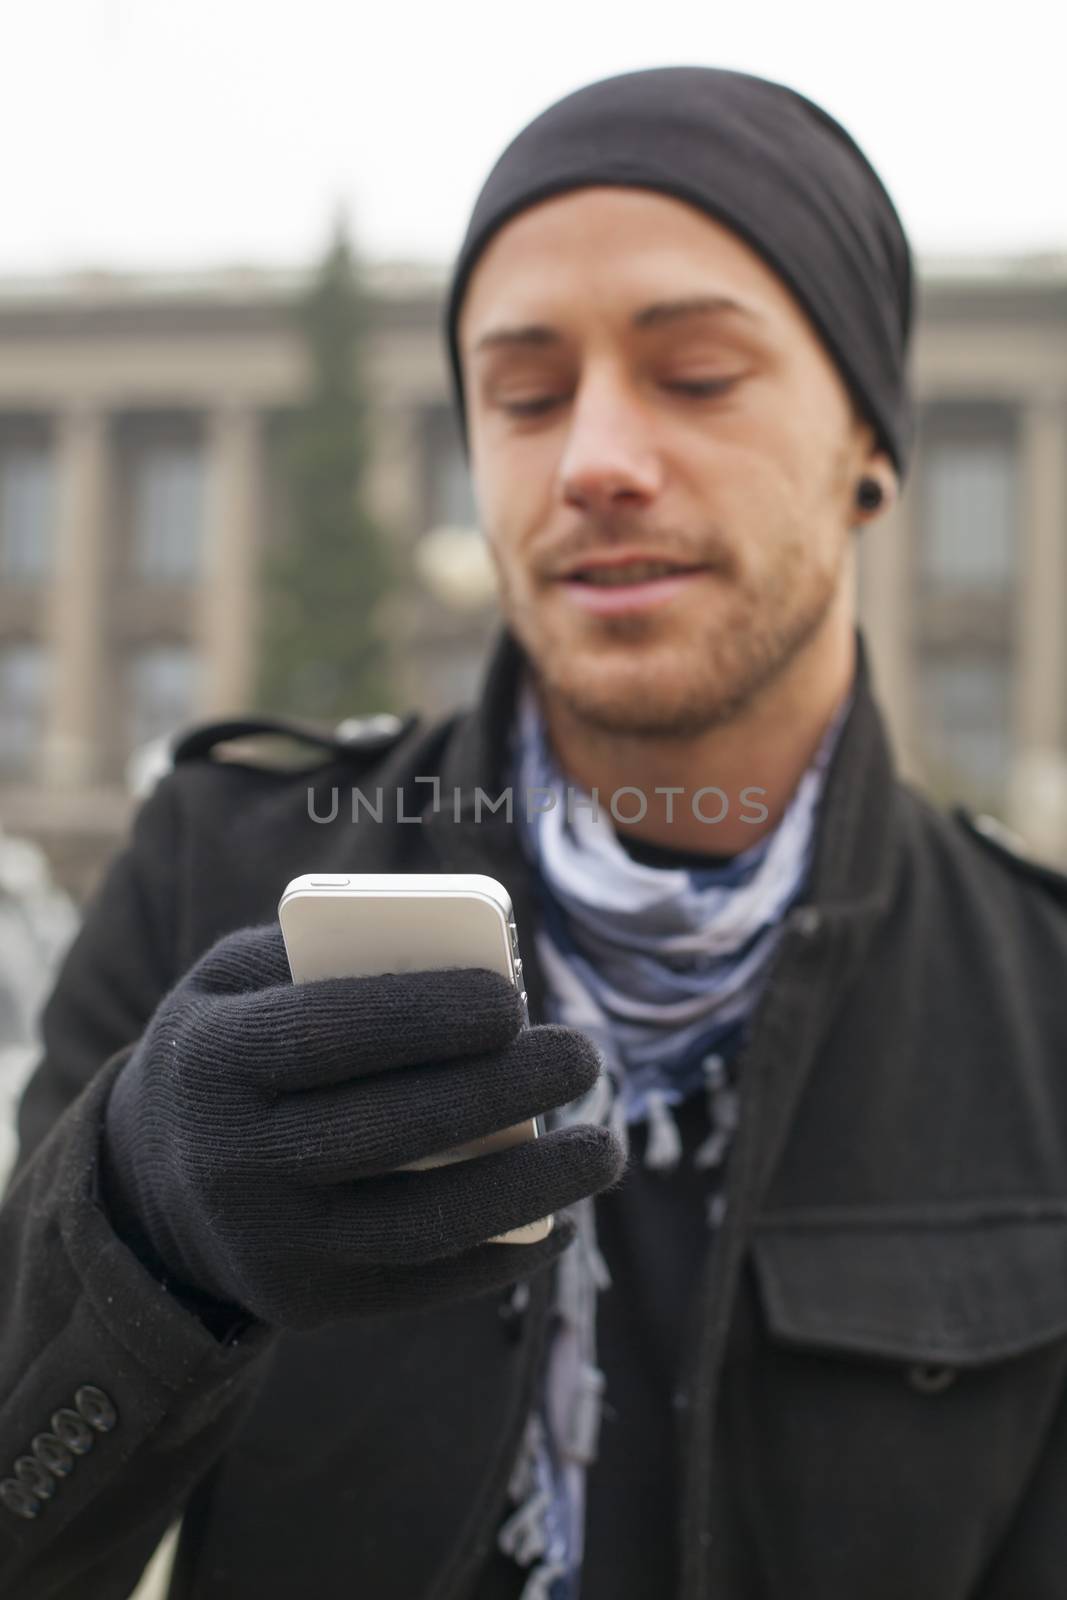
[0,773,277,1599]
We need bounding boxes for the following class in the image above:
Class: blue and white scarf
[495,671,854,1600]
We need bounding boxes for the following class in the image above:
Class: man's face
[457,186,888,738]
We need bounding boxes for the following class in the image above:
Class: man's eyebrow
[469,295,763,356]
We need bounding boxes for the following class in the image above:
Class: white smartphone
[277,872,552,1246]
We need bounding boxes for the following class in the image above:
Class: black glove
[99,921,623,1330]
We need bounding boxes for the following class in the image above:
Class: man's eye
[500,396,560,417]
[499,376,742,417]
[667,377,741,397]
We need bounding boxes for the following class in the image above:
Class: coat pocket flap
[751,1213,1067,1367]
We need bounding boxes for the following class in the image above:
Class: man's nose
[558,374,663,510]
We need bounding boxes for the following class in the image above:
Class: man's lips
[552,554,711,615]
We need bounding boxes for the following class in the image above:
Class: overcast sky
[7,0,1066,279]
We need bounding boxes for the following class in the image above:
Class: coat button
[75,1386,118,1433]
[13,1456,55,1500]
[907,1362,957,1393]
[50,1409,95,1456]
[0,1479,42,1520]
[31,1433,74,1477]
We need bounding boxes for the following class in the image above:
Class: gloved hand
[99,921,622,1330]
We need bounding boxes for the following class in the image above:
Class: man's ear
[853,439,898,526]
[871,447,898,502]
[843,417,896,535]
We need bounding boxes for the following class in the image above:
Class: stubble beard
[498,523,847,741]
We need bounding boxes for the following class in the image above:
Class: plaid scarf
[495,672,853,1599]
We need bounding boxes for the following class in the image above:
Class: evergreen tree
[256,216,396,721]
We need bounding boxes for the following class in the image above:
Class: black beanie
[443,65,916,480]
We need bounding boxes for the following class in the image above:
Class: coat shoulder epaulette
[128,712,419,798]
[166,711,418,774]
[952,805,1067,908]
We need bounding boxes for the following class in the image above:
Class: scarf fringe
[694,1052,739,1170]
[556,1210,611,1324]
[506,1413,544,1504]
[518,1559,570,1600]
[498,1486,552,1565]
[609,1091,630,1164]
[587,1237,612,1292]
[643,1088,683,1170]
[694,1127,729,1169]
[565,1361,606,1464]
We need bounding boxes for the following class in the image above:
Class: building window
[128,644,198,755]
[916,648,1013,809]
[0,642,48,778]
[912,406,1019,811]
[0,438,53,581]
[130,439,205,580]
[921,412,1017,595]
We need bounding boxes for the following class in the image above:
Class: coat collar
[802,624,903,922]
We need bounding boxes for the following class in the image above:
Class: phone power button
[309,875,351,886]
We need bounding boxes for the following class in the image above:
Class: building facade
[0,257,1065,900]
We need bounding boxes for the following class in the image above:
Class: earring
[855,476,884,512]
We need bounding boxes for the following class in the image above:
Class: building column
[196,405,261,716]
[1015,391,1067,749]
[1006,391,1067,859]
[41,406,111,788]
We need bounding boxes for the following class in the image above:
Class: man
[5,64,1067,1600]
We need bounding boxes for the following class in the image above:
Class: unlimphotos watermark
[306,779,769,827]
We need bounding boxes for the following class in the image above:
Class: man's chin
[511,596,764,734]
[539,656,731,740]
[529,610,801,737]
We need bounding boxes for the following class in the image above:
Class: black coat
[5,624,1067,1600]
